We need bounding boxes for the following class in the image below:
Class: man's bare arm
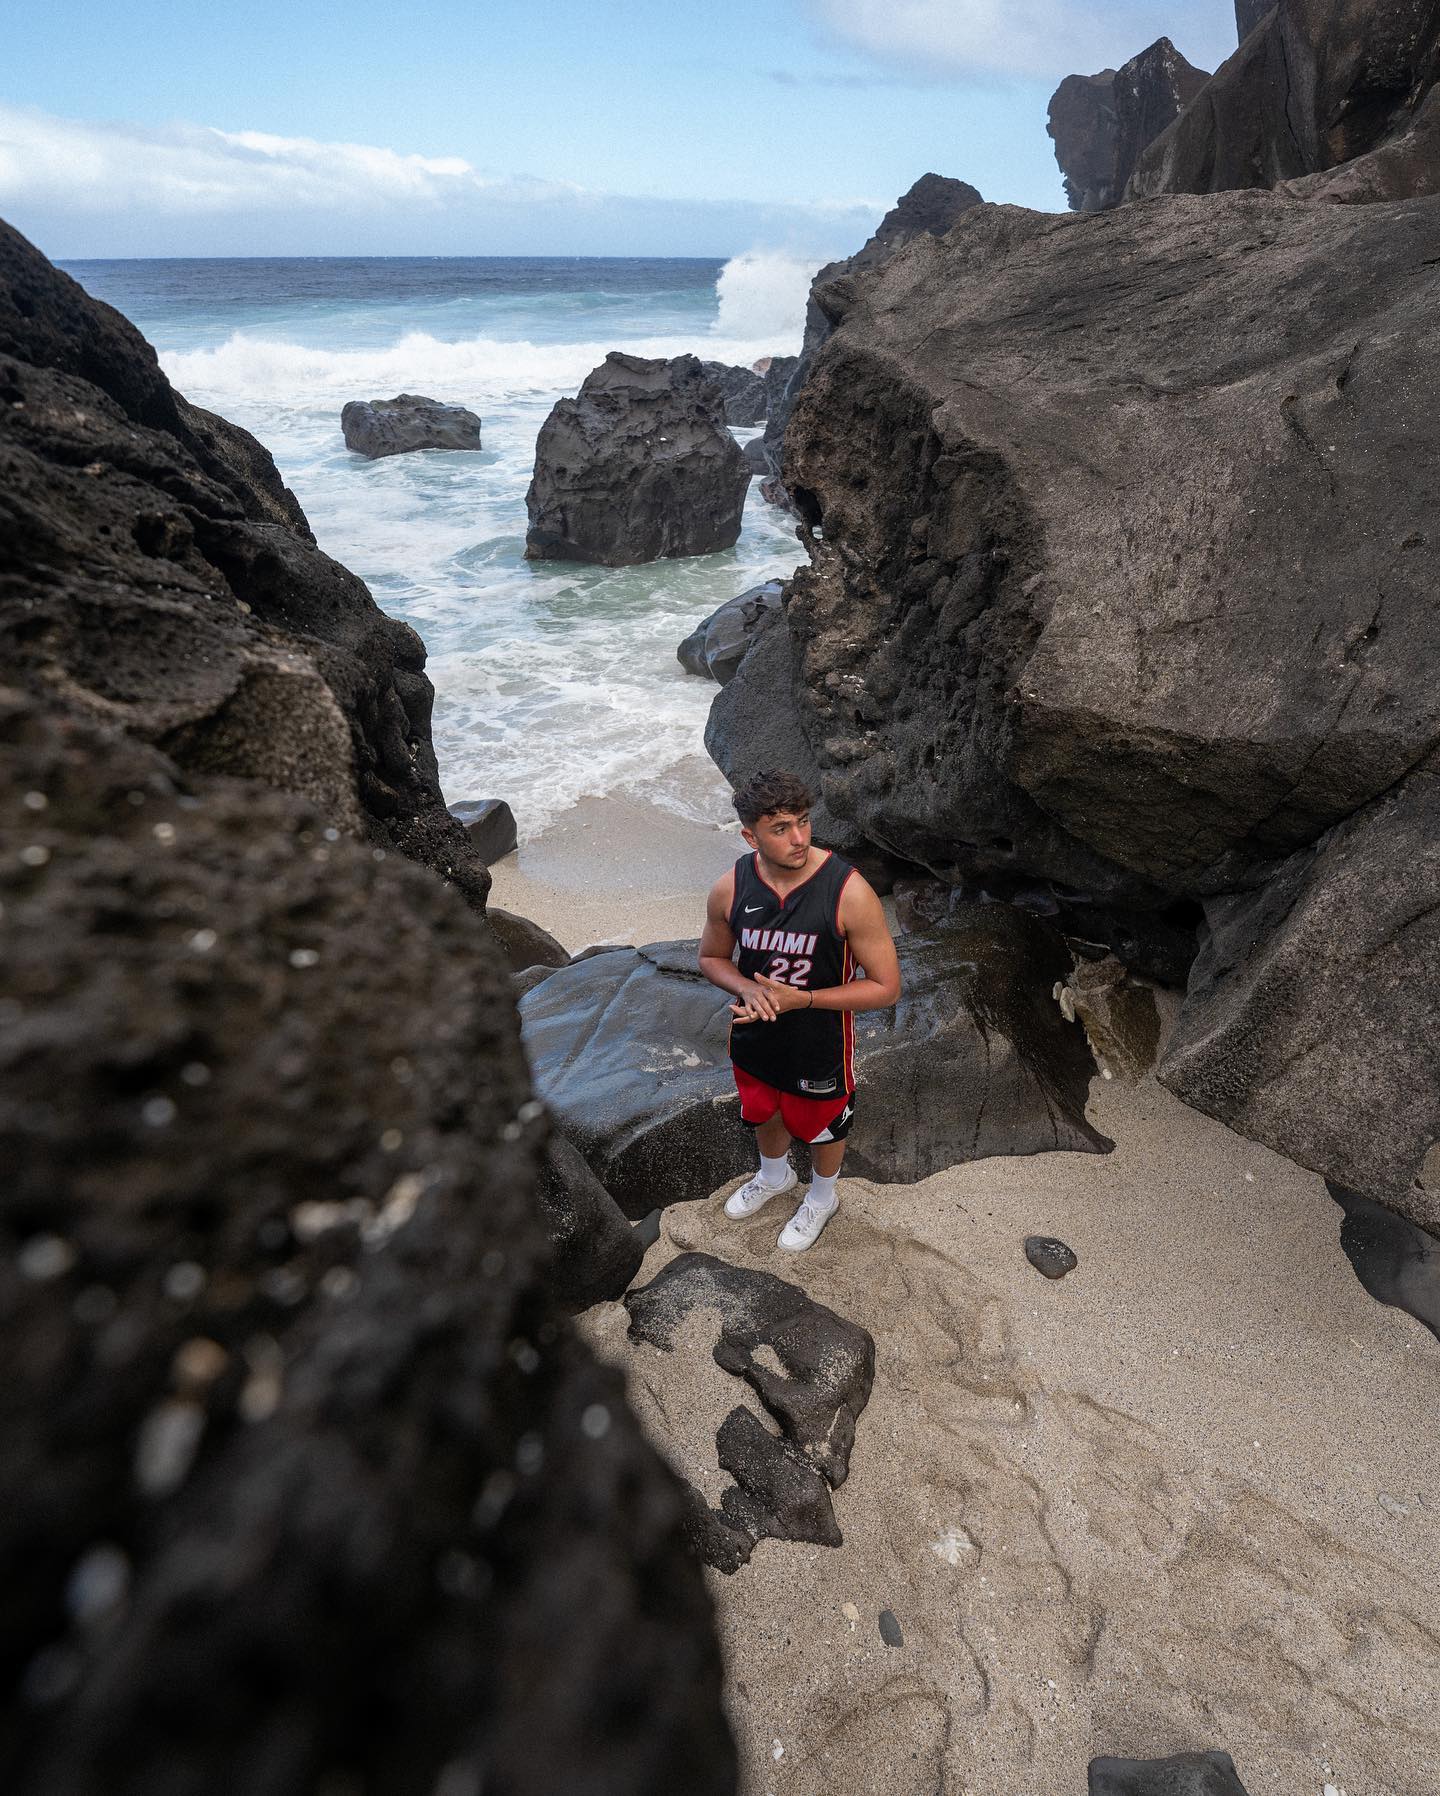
[748,873,901,1018]
[698,870,779,1020]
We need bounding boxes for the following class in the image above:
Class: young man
[699,769,902,1251]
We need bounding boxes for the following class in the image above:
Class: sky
[0,0,1240,260]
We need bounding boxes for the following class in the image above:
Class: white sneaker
[778,1191,838,1252]
[724,1164,797,1219]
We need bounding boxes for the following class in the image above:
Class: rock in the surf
[624,1252,875,1571]
[517,912,1109,1218]
[677,580,785,683]
[340,391,483,458]
[1088,1750,1253,1795]
[448,795,519,863]
[524,351,750,565]
[1048,38,1210,211]
[700,359,768,426]
[741,434,769,476]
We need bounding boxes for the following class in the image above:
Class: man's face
[743,808,812,871]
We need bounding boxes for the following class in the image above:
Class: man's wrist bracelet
[807,990,814,1008]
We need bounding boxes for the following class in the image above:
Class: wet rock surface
[0,219,735,1796]
[448,796,518,863]
[1330,1182,1440,1343]
[486,904,571,974]
[524,351,750,565]
[518,910,1109,1218]
[762,185,1440,1226]
[1048,38,1210,211]
[340,392,482,458]
[1058,955,1162,1084]
[677,580,785,683]
[624,1252,875,1572]
[1025,1237,1079,1280]
[0,218,486,910]
[1088,1751,1253,1795]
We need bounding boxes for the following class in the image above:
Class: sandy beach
[516,799,1440,1796]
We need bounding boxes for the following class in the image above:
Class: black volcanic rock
[1048,39,1210,211]
[448,795,518,863]
[1129,0,1440,202]
[760,175,983,478]
[677,580,784,683]
[699,359,767,426]
[0,219,487,910]
[537,1133,646,1312]
[340,392,482,458]
[0,218,735,1796]
[524,352,750,565]
[1089,1752,1253,1795]
[1235,0,1272,40]
[625,1253,875,1572]
[755,188,1440,1227]
[1330,1181,1440,1343]
[517,914,1108,1218]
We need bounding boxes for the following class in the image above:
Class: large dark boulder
[625,1254,875,1573]
[760,175,984,479]
[0,219,486,909]
[1236,0,1273,40]
[524,352,749,566]
[698,360,767,426]
[537,1134,646,1312]
[1129,0,1440,202]
[517,914,1108,1219]
[447,795,519,863]
[0,218,735,1795]
[752,188,1440,1225]
[1048,39,1211,212]
[677,580,784,683]
[340,393,482,458]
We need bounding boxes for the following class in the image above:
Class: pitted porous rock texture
[340,392,482,458]
[699,360,768,426]
[525,351,750,565]
[766,189,1440,1224]
[760,174,983,480]
[1128,0,1440,202]
[1048,38,1211,212]
[0,219,487,908]
[0,692,734,1796]
[624,1253,875,1572]
[517,913,1108,1219]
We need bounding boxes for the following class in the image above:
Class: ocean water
[62,252,816,836]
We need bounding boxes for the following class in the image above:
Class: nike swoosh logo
[743,905,763,913]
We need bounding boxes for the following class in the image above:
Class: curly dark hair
[731,769,815,828]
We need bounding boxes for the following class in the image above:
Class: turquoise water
[63,254,813,833]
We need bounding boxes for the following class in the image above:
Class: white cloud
[0,103,882,257]
[806,0,1237,79]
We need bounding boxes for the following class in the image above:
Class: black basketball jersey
[727,849,857,1097]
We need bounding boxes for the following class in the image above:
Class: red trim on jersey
[751,848,833,907]
[841,940,855,1089]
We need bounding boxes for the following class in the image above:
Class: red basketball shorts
[733,1067,855,1145]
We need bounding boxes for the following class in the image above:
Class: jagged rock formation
[1048,39,1211,211]
[0,219,735,1795]
[742,188,1440,1227]
[1128,0,1440,201]
[760,176,983,481]
[699,359,767,426]
[1235,0,1272,39]
[624,1254,876,1573]
[0,220,486,908]
[340,392,482,458]
[517,917,1109,1219]
[677,580,784,683]
[525,352,750,565]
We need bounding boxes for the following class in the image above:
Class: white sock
[808,1169,840,1210]
[760,1151,792,1188]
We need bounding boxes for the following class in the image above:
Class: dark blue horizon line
[56,252,732,266]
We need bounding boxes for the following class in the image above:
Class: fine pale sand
[526,800,1440,1796]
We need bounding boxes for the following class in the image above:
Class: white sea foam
[713,249,817,348]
